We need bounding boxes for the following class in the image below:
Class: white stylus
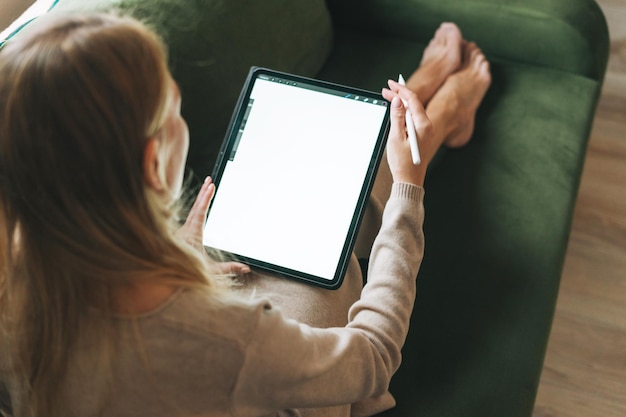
[398,74,421,165]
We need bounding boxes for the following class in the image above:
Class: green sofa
[320,2,609,417]
[6,0,609,415]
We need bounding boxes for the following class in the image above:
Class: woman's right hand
[382,83,432,186]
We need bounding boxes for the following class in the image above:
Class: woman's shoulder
[133,287,272,346]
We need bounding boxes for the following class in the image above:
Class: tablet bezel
[204,67,390,289]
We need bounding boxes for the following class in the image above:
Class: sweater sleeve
[232,183,425,417]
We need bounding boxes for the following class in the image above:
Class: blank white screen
[203,78,387,281]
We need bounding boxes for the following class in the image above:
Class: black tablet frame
[204,67,390,290]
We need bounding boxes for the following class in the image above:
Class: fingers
[389,95,407,142]
[382,81,430,185]
[386,80,429,126]
[383,87,408,137]
[187,177,214,225]
[177,177,214,247]
[381,86,397,103]
[384,80,432,142]
[211,261,251,276]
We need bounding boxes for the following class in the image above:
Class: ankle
[406,78,430,104]
[427,91,461,139]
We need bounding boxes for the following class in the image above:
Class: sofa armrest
[326,0,609,81]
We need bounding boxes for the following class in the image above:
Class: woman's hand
[382,81,432,186]
[176,177,215,249]
[176,177,250,275]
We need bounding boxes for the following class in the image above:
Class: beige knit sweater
[0,182,425,417]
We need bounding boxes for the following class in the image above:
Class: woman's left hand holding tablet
[176,177,251,276]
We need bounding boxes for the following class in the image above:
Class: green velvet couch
[7,0,609,415]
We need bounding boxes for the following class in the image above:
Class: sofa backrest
[10,0,335,180]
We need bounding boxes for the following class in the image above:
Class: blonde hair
[0,13,219,416]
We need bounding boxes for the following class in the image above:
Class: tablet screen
[203,68,389,289]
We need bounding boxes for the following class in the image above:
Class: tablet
[202,68,390,289]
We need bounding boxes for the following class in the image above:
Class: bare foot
[406,23,463,104]
[428,42,491,148]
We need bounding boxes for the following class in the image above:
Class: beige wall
[1,0,35,33]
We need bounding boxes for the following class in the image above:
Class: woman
[0,13,490,417]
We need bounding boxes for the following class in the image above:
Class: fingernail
[391,96,402,108]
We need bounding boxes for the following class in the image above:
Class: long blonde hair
[0,13,217,416]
